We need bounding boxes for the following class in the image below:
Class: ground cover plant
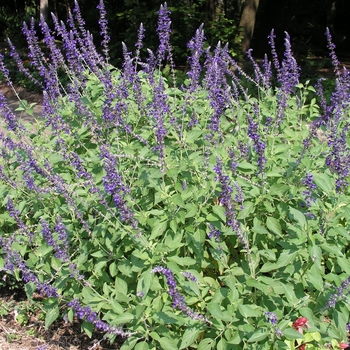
[1,1,350,349]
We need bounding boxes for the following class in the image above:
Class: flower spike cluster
[151,266,208,322]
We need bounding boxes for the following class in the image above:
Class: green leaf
[137,268,154,296]
[168,256,196,266]
[265,170,283,177]
[238,304,259,318]
[207,303,233,321]
[171,193,185,208]
[185,203,198,218]
[313,173,333,193]
[246,278,268,293]
[111,299,124,314]
[247,330,268,342]
[158,337,179,350]
[120,337,139,350]
[150,220,168,239]
[259,262,278,273]
[289,206,307,228]
[179,327,200,349]
[45,304,59,329]
[81,321,93,338]
[282,284,299,305]
[337,257,350,274]
[266,217,282,237]
[186,130,203,143]
[217,338,227,350]
[198,338,215,350]
[252,224,270,235]
[237,161,256,172]
[212,205,226,222]
[113,313,135,325]
[237,201,255,219]
[283,328,305,339]
[309,245,322,269]
[114,277,128,295]
[275,249,298,269]
[269,183,289,196]
[305,264,323,291]
[135,341,150,350]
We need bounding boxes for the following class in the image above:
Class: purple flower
[213,157,250,252]
[325,28,340,76]
[325,127,350,193]
[41,218,71,262]
[0,92,22,132]
[326,274,350,309]
[156,2,172,66]
[267,29,281,76]
[101,148,138,228]
[7,39,43,88]
[0,53,10,83]
[302,173,317,206]
[6,197,33,240]
[187,24,205,92]
[247,115,266,174]
[204,42,231,134]
[207,224,221,242]
[245,49,264,87]
[181,271,197,282]
[151,266,208,322]
[261,54,272,89]
[265,312,283,337]
[135,23,145,58]
[1,238,58,298]
[280,32,300,95]
[265,311,278,325]
[97,0,110,61]
[149,77,169,170]
[68,299,131,337]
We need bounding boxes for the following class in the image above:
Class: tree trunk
[40,0,49,22]
[208,0,226,22]
[239,0,260,53]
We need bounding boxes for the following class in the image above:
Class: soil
[0,284,125,350]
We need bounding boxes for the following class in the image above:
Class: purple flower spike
[151,266,208,322]
[302,173,317,207]
[213,157,250,253]
[101,148,138,229]
[265,311,277,325]
[68,299,131,337]
[97,0,110,61]
[156,2,172,65]
[187,24,206,92]
[247,115,266,175]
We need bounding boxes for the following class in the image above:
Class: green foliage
[1,5,350,349]
[1,69,350,348]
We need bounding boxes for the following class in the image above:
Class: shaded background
[1,0,349,66]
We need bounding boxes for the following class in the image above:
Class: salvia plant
[1,1,350,349]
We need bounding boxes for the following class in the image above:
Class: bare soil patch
[0,84,42,105]
[0,285,124,350]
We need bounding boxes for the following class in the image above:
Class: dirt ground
[0,282,126,350]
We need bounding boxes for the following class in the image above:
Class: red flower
[293,317,310,334]
[339,343,350,349]
[299,345,306,350]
